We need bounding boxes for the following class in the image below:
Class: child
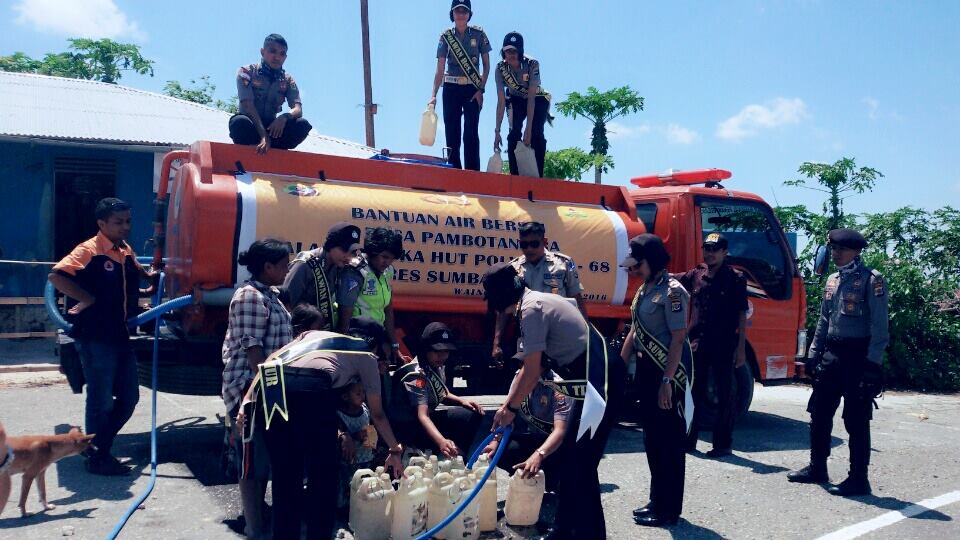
[336,381,376,509]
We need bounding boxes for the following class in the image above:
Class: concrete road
[0,374,957,540]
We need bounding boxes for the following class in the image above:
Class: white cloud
[665,123,700,145]
[13,0,146,41]
[863,97,880,121]
[598,121,650,141]
[716,97,808,141]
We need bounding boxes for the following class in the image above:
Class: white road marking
[816,489,960,540]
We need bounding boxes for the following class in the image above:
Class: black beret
[828,228,867,250]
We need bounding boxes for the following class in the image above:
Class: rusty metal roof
[0,71,374,157]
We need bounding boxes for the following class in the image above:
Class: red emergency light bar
[630,168,733,188]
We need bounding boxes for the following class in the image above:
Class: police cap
[449,0,472,21]
[421,322,457,351]
[828,228,867,250]
[325,222,362,253]
[501,31,524,58]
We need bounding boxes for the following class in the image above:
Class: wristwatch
[661,376,671,385]
[536,449,547,458]
[506,403,520,413]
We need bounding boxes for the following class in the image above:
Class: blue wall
[0,141,157,297]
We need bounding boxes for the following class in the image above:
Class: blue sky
[3,0,958,215]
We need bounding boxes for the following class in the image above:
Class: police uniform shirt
[632,273,690,347]
[509,370,574,436]
[511,251,584,298]
[236,63,301,124]
[436,25,492,78]
[353,256,395,325]
[495,56,542,98]
[516,290,588,367]
[286,345,381,397]
[808,258,889,365]
[282,248,362,313]
[400,359,448,411]
[677,263,748,341]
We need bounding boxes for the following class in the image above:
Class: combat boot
[787,464,829,484]
[828,475,872,496]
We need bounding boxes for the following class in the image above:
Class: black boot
[787,464,829,484]
[632,503,655,517]
[828,475,872,496]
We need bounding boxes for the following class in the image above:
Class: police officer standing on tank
[492,222,588,362]
[788,228,889,496]
[676,233,748,457]
[429,0,491,171]
[494,32,551,177]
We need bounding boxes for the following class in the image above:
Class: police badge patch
[668,290,682,312]
[873,275,885,297]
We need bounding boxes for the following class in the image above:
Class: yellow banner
[239,173,628,304]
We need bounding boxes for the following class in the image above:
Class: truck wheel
[136,360,222,396]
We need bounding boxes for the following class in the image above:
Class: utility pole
[360,0,376,148]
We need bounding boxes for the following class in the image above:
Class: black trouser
[393,405,483,456]
[807,338,873,478]
[262,370,337,540]
[442,82,481,170]
[687,336,737,450]
[552,357,626,539]
[637,360,687,519]
[228,113,312,150]
[495,431,561,492]
[507,95,549,177]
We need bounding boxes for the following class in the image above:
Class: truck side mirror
[813,245,830,276]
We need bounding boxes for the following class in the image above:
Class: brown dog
[0,427,95,518]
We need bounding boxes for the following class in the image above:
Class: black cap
[828,228,867,250]
[348,316,388,350]
[702,232,729,249]
[482,262,519,296]
[501,31,524,58]
[421,322,457,351]
[449,0,472,21]
[518,221,544,236]
[325,222,362,253]
[620,234,670,274]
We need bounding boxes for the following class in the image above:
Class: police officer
[283,222,363,333]
[352,227,404,364]
[619,234,693,527]
[494,32,551,177]
[484,262,624,539]
[429,0,491,170]
[492,222,587,360]
[788,228,889,496]
[676,233,748,457]
[230,33,312,154]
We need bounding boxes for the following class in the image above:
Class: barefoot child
[337,381,376,509]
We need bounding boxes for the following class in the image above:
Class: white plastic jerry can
[504,469,545,527]
[349,471,393,540]
[389,472,429,540]
[350,468,377,521]
[513,142,539,177]
[408,455,428,469]
[486,152,504,174]
[446,473,481,540]
[419,104,438,146]
[426,472,457,539]
[472,455,499,532]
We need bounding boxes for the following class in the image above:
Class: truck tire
[135,359,222,396]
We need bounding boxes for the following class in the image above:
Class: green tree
[0,38,153,83]
[164,76,238,113]
[555,86,644,184]
[784,157,884,229]
[542,147,614,182]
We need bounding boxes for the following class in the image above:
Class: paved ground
[0,372,958,540]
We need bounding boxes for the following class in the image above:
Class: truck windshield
[696,197,794,300]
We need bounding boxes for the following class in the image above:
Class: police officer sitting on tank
[494,32,550,177]
[283,222,363,334]
[230,33,312,154]
[492,222,588,361]
[676,232,748,457]
[788,228,889,497]
[390,323,484,458]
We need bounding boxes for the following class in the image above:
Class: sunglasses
[702,245,724,253]
[519,240,542,249]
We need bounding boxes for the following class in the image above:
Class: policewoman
[429,0,491,170]
[238,319,405,540]
[352,227,404,363]
[788,228,888,496]
[391,323,484,458]
[482,361,573,493]
[483,262,625,540]
[494,32,551,177]
[283,222,363,333]
[619,234,694,527]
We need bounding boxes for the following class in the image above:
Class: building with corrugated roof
[0,71,373,334]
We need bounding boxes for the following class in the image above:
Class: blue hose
[44,280,72,332]
[107,274,194,540]
[415,425,513,540]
